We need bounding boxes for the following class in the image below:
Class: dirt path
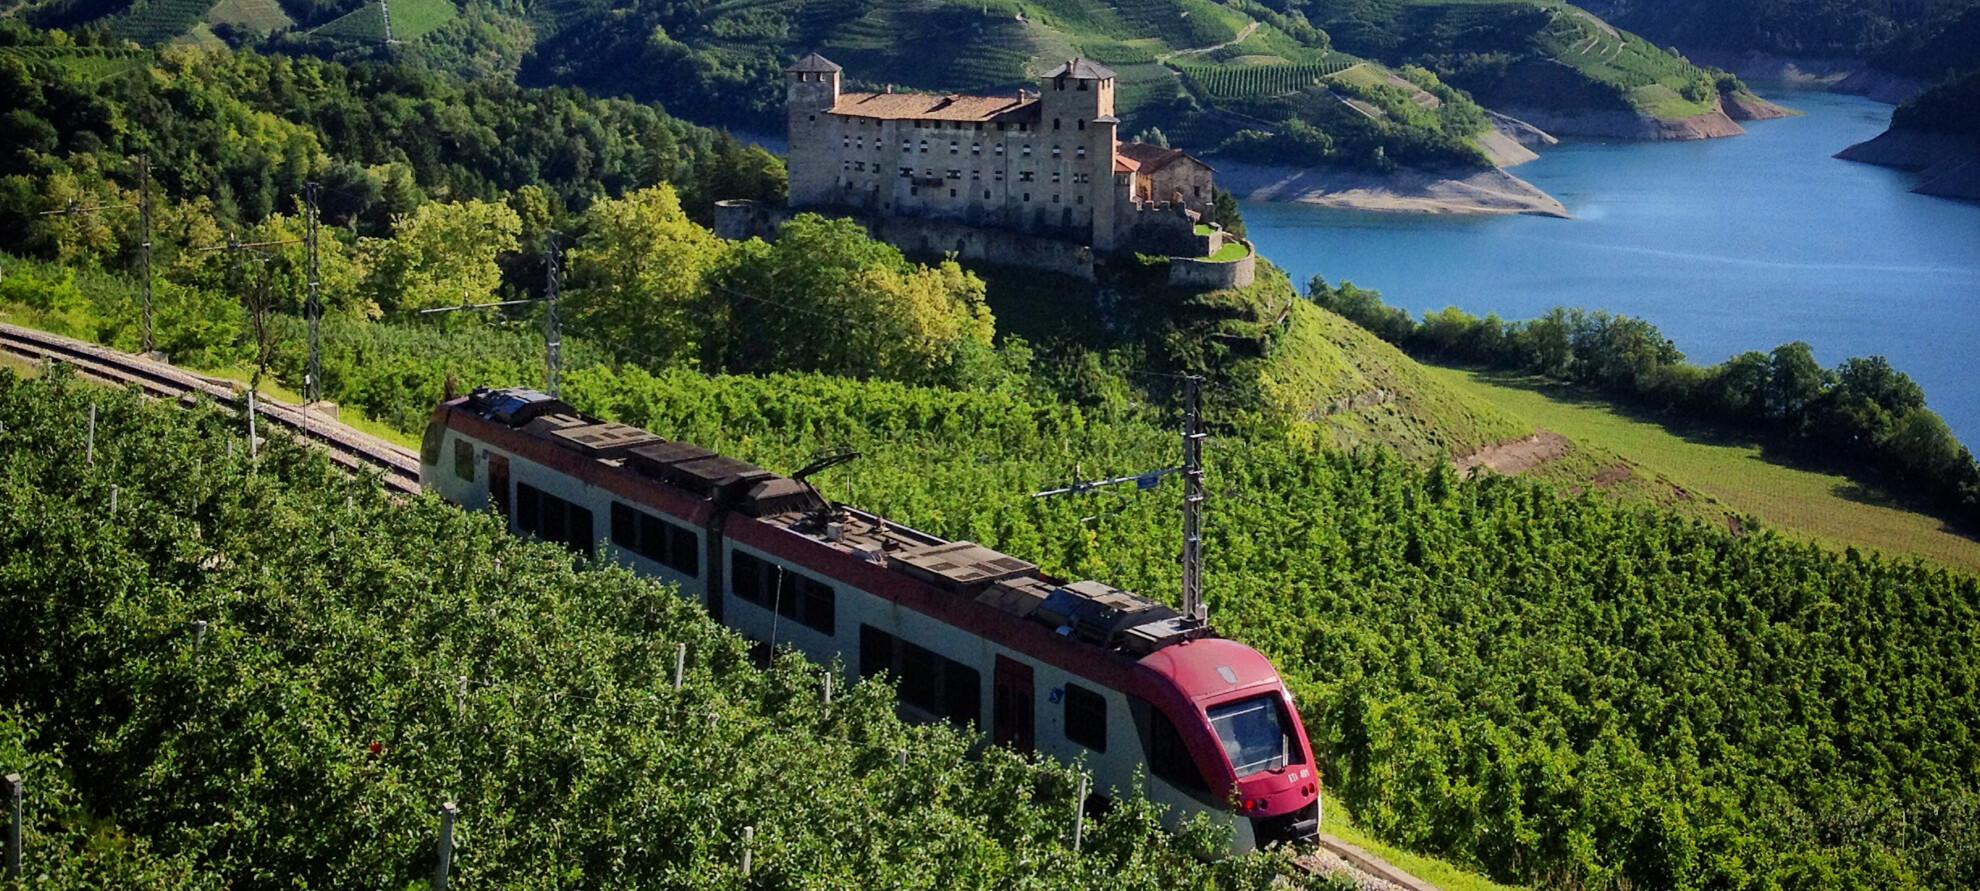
[1454,428,1572,476]
[1157,19,1259,63]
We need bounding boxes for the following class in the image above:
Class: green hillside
[1582,0,1980,58]
[1308,0,1728,118]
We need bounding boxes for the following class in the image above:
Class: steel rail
[0,323,421,494]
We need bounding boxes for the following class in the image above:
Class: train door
[487,453,511,527]
[993,655,1034,754]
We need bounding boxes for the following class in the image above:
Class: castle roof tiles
[1045,58,1116,80]
[831,91,1040,122]
[1117,141,1211,175]
[788,53,843,73]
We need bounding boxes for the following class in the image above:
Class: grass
[1206,240,1249,261]
[1424,365,1980,573]
[192,363,423,450]
[1258,300,1529,460]
[1319,791,1527,891]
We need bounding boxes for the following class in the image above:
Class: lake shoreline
[1215,161,1571,218]
[1237,90,1980,448]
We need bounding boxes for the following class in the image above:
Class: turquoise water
[1240,91,1980,447]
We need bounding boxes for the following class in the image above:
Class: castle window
[1052,171,1061,183]
[950,142,958,154]
[919,140,928,153]
[1078,79,1089,91]
[947,170,961,180]
[1194,185,1203,197]
[984,190,992,199]
[994,170,1005,181]
[902,140,911,152]
[995,145,1004,156]
[971,170,980,180]
[949,188,957,197]
[1055,75,1066,91]
[1019,171,1034,182]
[900,167,912,178]
[972,143,981,155]
[1053,194,1060,203]
[843,135,849,148]
[843,160,851,171]
[911,186,918,196]
[855,161,866,172]
[809,115,816,122]
[1077,195,1084,205]
[1052,146,1062,158]
[1076,146,1086,159]
[1054,118,1061,130]
[1023,192,1031,201]
[1078,120,1086,131]
[1021,146,1031,158]
[925,169,934,178]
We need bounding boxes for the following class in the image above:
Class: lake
[1239,90,1980,448]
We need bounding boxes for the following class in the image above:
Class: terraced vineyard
[101,0,218,44]
[312,0,456,42]
[1174,60,1354,99]
[0,45,148,82]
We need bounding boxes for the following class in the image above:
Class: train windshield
[1206,694,1300,776]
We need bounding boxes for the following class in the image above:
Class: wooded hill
[13,0,1754,167]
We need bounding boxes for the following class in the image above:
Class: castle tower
[1038,58,1120,249]
[786,52,843,208]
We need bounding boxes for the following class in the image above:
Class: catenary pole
[304,182,323,404]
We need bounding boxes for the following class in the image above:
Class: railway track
[0,322,423,494]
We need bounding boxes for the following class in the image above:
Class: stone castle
[730,52,1253,286]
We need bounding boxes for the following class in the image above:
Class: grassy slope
[1426,364,1980,573]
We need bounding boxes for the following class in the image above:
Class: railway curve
[0,322,421,493]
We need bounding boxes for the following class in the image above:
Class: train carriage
[421,386,1322,853]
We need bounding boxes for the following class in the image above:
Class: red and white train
[421,386,1321,852]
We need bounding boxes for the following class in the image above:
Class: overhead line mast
[1033,374,1208,624]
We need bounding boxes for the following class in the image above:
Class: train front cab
[1136,638,1322,852]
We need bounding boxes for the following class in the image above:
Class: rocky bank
[1835,130,1980,201]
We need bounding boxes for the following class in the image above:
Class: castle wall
[874,217,1096,280]
[1117,201,1199,256]
[790,109,1116,244]
[1144,158,1215,218]
[1168,240,1256,290]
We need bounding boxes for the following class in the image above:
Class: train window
[1206,695,1303,777]
[610,502,700,576]
[453,439,475,481]
[1147,706,1210,793]
[515,482,595,558]
[420,422,446,467]
[731,552,833,635]
[1064,684,1107,753]
[860,624,979,726]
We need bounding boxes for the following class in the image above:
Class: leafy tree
[715,214,995,385]
[565,183,729,368]
[1765,341,1827,429]
[359,199,520,315]
[1211,186,1248,238]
